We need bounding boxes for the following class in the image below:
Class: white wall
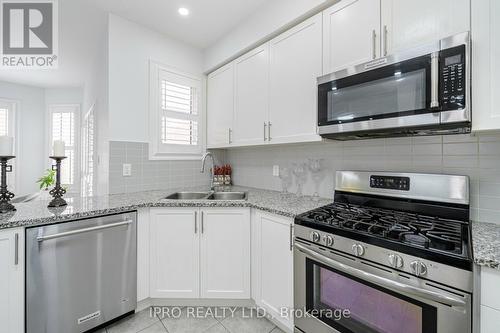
[203,0,336,71]
[108,14,204,142]
[0,81,45,195]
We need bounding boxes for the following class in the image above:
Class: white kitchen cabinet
[480,267,500,332]
[207,62,234,148]
[323,0,381,74]
[233,44,269,146]
[381,0,469,56]
[268,13,322,144]
[472,0,500,132]
[252,211,294,330]
[200,208,250,299]
[137,208,150,302]
[149,208,200,298]
[149,207,250,299]
[0,228,24,333]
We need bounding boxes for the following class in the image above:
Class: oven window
[306,259,437,333]
[327,68,426,123]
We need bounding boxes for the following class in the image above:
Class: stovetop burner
[297,202,466,257]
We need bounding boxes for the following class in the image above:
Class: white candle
[0,136,14,156]
[53,140,65,157]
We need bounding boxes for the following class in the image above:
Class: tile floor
[100,307,286,333]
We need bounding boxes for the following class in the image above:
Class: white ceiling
[89,0,271,49]
[0,0,270,88]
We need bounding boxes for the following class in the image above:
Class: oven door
[317,52,439,135]
[294,242,471,333]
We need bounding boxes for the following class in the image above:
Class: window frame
[148,60,205,160]
[0,99,18,192]
[47,103,81,193]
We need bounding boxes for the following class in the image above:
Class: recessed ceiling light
[178,7,189,16]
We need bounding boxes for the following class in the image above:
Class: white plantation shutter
[0,108,9,136]
[150,63,203,159]
[0,101,16,191]
[49,105,80,190]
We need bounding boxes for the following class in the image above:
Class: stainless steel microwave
[317,32,471,140]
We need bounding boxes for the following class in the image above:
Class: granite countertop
[472,221,500,270]
[0,186,332,230]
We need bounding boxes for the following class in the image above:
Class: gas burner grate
[298,202,465,255]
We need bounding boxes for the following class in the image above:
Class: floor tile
[204,323,230,333]
[219,308,275,333]
[160,307,219,333]
[106,309,160,333]
[138,322,168,333]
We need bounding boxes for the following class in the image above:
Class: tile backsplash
[109,141,213,194]
[224,134,500,224]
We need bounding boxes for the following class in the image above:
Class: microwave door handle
[430,52,439,108]
[295,243,466,308]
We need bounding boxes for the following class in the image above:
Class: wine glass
[278,166,292,195]
[292,163,307,197]
[308,158,322,201]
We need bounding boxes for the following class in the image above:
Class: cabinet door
[207,62,234,148]
[253,211,294,330]
[381,0,469,55]
[269,13,322,144]
[149,208,199,298]
[481,305,500,333]
[233,44,269,146]
[472,0,500,132]
[323,0,381,74]
[200,208,250,299]
[0,228,24,333]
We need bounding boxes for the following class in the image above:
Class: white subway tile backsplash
[226,134,500,224]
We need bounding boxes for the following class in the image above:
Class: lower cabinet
[480,267,500,333]
[149,207,250,299]
[0,227,24,333]
[252,210,294,330]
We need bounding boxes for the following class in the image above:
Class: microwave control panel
[440,45,466,111]
[370,175,410,191]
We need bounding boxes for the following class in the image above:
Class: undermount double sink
[165,191,248,201]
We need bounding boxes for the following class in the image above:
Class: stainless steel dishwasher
[26,211,137,333]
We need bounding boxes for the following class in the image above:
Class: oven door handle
[295,243,466,307]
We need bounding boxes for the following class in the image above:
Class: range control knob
[410,261,428,276]
[324,235,334,247]
[352,244,365,257]
[388,254,404,268]
[311,232,321,243]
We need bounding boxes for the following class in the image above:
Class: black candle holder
[0,156,16,213]
[48,156,67,207]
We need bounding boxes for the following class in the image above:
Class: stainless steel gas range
[293,171,473,333]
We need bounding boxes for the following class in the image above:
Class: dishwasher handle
[37,220,133,242]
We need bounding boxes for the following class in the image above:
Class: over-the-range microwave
[317,32,471,140]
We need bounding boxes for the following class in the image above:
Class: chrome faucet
[200,152,215,190]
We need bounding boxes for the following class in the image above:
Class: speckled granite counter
[0,186,332,230]
[472,221,500,270]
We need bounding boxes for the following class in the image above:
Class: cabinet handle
[372,29,377,59]
[430,52,439,108]
[201,211,204,234]
[383,25,388,56]
[228,128,232,144]
[263,122,267,141]
[289,224,293,251]
[14,233,19,265]
[194,211,198,234]
[268,121,272,141]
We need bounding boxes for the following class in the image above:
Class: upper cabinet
[381,0,470,55]
[323,0,381,74]
[472,0,500,132]
[322,0,470,74]
[269,13,322,144]
[233,44,270,146]
[207,63,234,148]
